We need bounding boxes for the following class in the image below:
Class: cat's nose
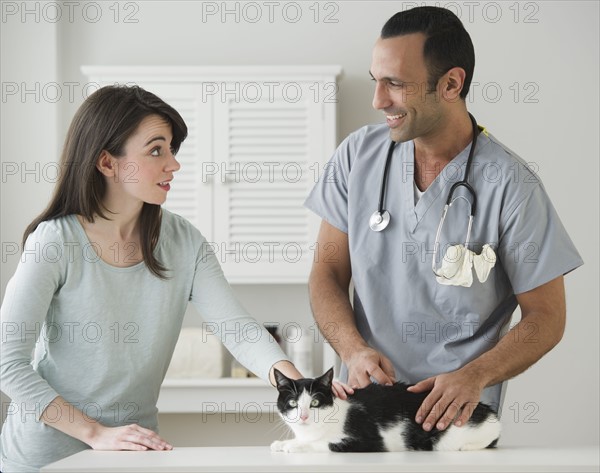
[300,412,309,422]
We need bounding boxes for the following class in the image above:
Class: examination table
[41,445,599,472]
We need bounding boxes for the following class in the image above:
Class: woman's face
[106,114,181,207]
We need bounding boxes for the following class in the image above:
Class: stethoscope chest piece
[370,140,397,232]
[369,210,390,232]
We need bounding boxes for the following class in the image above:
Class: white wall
[1,1,598,449]
[0,4,60,429]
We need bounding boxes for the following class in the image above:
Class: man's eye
[289,400,297,407]
[389,81,404,88]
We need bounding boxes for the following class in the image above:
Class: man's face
[370,33,445,143]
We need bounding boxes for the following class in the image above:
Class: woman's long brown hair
[22,85,188,279]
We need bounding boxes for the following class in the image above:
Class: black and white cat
[271,368,501,453]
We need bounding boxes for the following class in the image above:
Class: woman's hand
[42,396,173,452]
[270,360,354,399]
[88,423,173,451]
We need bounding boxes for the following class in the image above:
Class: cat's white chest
[285,397,348,443]
[272,398,350,454]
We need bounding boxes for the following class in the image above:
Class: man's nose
[372,81,392,110]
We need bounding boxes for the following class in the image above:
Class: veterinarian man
[305,6,582,432]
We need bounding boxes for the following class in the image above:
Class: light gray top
[0,209,288,472]
[305,122,583,411]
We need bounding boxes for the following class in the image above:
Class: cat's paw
[270,440,313,453]
[270,440,286,452]
[328,441,346,452]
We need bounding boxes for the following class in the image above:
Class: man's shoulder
[478,131,540,186]
[334,122,398,165]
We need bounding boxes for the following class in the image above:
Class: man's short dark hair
[381,6,475,100]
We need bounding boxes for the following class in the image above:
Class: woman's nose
[166,152,181,173]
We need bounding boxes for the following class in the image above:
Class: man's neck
[413,112,474,191]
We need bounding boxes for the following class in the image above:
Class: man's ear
[440,66,466,102]
[96,150,117,177]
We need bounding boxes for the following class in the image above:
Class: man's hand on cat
[332,380,354,399]
[344,347,396,388]
[407,368,486,431]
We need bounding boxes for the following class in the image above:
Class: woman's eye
[289,400,297,407]
[150,147,161,157]
[310,399,319,407]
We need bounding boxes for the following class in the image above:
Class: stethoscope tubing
[370,113,480,232]
[377,140,397,215]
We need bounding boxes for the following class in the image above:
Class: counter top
[41,445,599,472]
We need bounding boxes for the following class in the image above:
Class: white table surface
[41,445,600,472]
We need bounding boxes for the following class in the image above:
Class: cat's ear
[273,368,292,390]
[317,367,335,388]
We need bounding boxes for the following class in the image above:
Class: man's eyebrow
[144,136,166,147]
[369,71,404,82]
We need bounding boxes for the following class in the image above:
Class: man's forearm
[308,272,367,362]
[463,310,564,388]
[464,276,566,388]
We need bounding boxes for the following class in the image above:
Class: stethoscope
[368,114,481,278]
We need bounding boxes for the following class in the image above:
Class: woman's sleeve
[188,234,290,382]
[0,223,64,419]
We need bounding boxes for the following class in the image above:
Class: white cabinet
[81,66,342,283]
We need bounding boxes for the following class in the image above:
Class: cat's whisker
[267,416,293,442]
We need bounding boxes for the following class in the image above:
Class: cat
[271,368,501,453]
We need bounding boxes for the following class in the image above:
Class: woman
[0,85,308,471]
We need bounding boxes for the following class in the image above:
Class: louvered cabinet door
[212,81,327,283]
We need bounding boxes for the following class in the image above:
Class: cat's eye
[310,399,320,407]
[289,400,297,407]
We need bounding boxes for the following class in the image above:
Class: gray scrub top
[305,122,583,411]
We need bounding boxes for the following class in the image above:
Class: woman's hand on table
[88,423,173,451]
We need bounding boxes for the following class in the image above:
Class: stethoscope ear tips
[369,210,391,232]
